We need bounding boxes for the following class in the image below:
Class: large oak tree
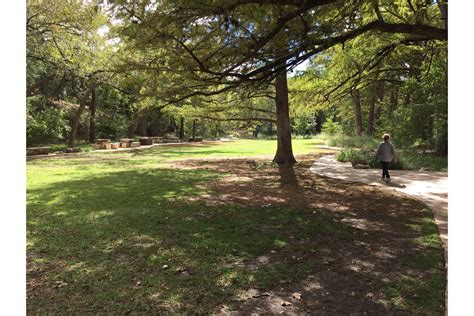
[112,0,447,164]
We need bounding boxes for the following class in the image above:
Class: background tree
[27,0,117,147]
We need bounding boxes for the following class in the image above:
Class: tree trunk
[138,115,147,136]
[68,102,86,148]
[351,88,363,136]
[273,70,296,165]
[367,82,379,136]
[268,122,273,139]
[128,112,139,138]
[179,116,185,140]
[315,111,323,134]
[437,0,448,29]
[389,88,398,119]
[89,86,97,143]
[169,117,178,136]
[192,120,196,139]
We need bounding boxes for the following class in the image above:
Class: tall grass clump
[336,148,363,163]
[336,148,446,171]
[397,151,447,171]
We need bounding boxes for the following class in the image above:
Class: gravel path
[309,154,448,258]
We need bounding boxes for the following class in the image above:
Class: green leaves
[27,0,113,96]
[27,96,71,145]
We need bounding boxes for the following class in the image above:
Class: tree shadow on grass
[27,164,445,314]
[172,159,446,314]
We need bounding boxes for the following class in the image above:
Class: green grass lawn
[28,139,328,174]
[107,138,324,159]
[27,139,445,313]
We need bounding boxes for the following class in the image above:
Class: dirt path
[309,154,448,259]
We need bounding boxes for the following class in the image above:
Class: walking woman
[376,133,396,183]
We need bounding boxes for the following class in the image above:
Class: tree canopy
[111,0,446,101]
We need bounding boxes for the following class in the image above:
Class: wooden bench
[139,137,153,145]
[95,139,111,149]
[130,142,141,148]
[120,138,133,148]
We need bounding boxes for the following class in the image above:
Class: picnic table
[139,137,153,145]
[120,138,133,148]
[95,139,111,149]
[164,137,180,143]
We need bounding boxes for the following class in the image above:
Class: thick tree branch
[247,11,443,81]
[221,0,336,76]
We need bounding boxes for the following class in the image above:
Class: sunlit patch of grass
[415,214,443,249]
[217,270,239,287]
[273,239,288,248]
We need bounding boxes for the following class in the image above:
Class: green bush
[294,116,316,137]
[96,113,129,139]
[336,148,362,163]
[27,96,70,146]
[396,150,447,172]
[322,118,343,135]
[337,148,405,170]
[327,133,446,171]
[361,149,445,171]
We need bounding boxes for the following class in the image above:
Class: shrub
[27,96,70,146]
[294,116,316,136]
[96,113,129,139]
[336,148,363,163]
[396,150,447,172]
[337,148,405,170]
[322,118,343,135]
